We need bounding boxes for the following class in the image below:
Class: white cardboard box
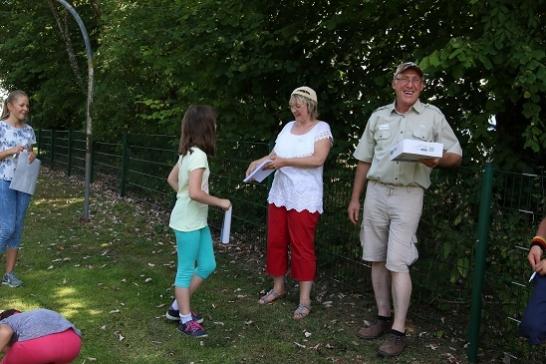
[389,139,443,161]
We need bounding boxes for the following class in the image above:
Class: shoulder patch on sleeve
[423,103,442,114]
[374,105,390,113]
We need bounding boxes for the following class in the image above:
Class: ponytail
[0,99,9,120]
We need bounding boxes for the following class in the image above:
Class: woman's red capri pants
[266,204,320,281]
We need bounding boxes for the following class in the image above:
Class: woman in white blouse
[246,86,333,320]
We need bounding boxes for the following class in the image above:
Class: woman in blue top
[0,90,37,288]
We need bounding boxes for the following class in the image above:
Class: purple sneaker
[165,309,204,324]
[178,320,208,338]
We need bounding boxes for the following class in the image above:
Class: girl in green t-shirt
[165,105,231,338]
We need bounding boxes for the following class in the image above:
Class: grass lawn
[0,168,467,363]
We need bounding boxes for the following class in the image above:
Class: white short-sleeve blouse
[267,120,333,214]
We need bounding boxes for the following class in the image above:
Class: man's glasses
[395,77,422,86]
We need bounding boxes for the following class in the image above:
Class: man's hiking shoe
[357,319,391,339]
[377,333,407,357]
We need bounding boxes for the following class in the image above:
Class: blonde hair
[1,90,29,120]
[289,94,319,120]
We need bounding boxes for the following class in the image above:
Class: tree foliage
[0,0,98,129]
[421,0,546,168]
[0,0,545,167]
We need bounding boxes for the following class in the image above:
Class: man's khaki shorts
[360,181,424,272]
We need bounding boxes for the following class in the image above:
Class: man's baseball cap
[394,62,424,79]
[291,86,317,104]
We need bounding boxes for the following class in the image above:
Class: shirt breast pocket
[374,129,393,153]
[375,130,392,142]
[412,126,431,142]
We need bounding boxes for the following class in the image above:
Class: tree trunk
[89,0,101,19]
[47,0,85,93]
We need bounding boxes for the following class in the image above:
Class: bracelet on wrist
[531,236,546,251]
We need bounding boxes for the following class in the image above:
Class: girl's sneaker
[165,309,204,324]
[178,320,208,338]
[2,272,23,288]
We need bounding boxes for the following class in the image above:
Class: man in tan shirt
[347,62,462,357]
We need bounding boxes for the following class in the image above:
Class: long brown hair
[178,105,217,156]
[1,90,29,120]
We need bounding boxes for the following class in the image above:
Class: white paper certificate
[221,206,232,244]
[243,159,274,183]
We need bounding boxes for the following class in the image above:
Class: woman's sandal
[293,303,311,320]
[258,289,286,305]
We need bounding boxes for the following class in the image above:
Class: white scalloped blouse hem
[267,199,323,214]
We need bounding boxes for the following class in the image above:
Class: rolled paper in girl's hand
[221,206,232,244]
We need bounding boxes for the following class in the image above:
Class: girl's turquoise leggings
[173,226,216,288]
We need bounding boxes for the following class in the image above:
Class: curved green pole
[55,0,94,221]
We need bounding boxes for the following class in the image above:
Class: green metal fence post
[67,129,73,176]
[119,132,129,197]
[37,129,42,158]
[467,162,494,363]
[50,129,56,167]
